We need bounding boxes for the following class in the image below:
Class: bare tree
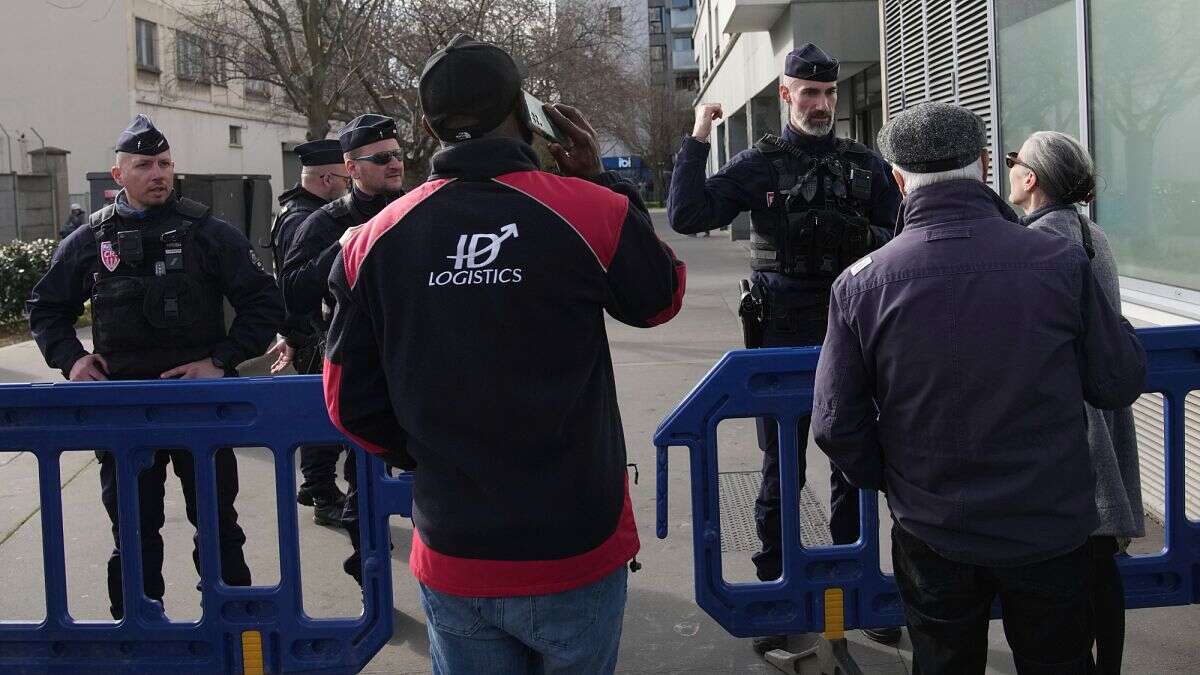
[615,69,693,202]
[180,0,389,140]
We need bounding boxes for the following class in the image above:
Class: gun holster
[738,279,765,349]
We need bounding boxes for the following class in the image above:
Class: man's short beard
[795,115,833,137]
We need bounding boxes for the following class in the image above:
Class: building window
[229,125,242,147]
[1090,0,1200,291]
[176,31,207,82]
[209,41,228,86]
[650,45,667,72]
[135,18,158,71]
[997,1,1079,199]
[608,6,622,31]
[244,51,272,99]
[673,36,693,52]
[649,7,664,34]
[675,75,699,92]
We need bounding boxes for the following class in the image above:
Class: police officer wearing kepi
[280,113,405,585]
[27,114,284,620]
[264,138,352,528]
[667,43,902,652]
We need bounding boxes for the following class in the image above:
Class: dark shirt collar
[114,189,177,221]
[1020,202,1075,227]
[781,124,838,153]
[897,179,1020,231]
[279,183,326,206]
[430,137,541,180]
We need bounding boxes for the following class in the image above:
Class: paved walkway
[0,210,1196,673]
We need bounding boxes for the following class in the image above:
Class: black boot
[862,627,903,645]
[751,634,788,656]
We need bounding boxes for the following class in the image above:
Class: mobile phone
[522,91,572,148]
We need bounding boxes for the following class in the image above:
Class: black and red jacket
[324,137,686,597]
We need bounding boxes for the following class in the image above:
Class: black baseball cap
[419,34,522,142]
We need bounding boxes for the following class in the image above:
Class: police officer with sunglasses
[279,113,406,585]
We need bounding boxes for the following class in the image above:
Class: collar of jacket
[429,137,541,180]
[782,124,837,153]
[1020,202,1077,227]
[114,189,178,221]
[896,179,1021,231]
[350,183,399,212]
[277,183,326,207]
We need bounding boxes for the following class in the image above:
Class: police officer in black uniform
[280,113,405,585]
[667,44,903,651]
[27,115,284,620]
[264,138,352,527]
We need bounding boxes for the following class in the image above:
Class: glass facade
[996,0,1078,201]
[1090,0,1200,291]
[994,0,1200,293]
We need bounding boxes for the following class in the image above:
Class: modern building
[0,0,308,235]
[693,0,1199,522]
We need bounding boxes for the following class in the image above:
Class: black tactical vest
[749,134,876,284]
[88,197,226,377]
[323,190,374,232]
[268,197,321,277]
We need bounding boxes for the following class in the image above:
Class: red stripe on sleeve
[647,257,687,327]
[322,359,388,457]
[409,476,640,597]
[493,172,627,270]
[342,178,454,288]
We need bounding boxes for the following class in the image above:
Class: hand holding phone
[523,91,573,148]
[542,103,604,179]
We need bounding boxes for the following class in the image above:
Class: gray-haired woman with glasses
[1007,130,1143,675]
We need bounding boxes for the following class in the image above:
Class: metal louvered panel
[926,0,955,102]
[882,0,906,116]
[1132,392,1200,523]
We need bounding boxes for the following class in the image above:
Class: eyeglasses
[1005,151,1033,172]
[351,149,405,166]
[322,173,352,184]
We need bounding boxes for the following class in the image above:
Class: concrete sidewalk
[0,209,1196,673]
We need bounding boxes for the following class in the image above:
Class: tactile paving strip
[718,470,833,552]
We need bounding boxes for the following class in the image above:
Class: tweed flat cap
[877,102,987,172]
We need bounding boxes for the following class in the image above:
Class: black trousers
[751,315,860,582]
[1088,536,1125,675]
[294,342,347,498]
[98,448,251,619]
[892,524,1093,675]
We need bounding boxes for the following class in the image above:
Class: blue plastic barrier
[654,326,1200,638]
[0,375,412,674]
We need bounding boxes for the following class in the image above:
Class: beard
[794,113,833,137]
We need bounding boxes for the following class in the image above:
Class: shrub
[0,239,58,325]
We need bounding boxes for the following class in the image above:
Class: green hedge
[0,239,58,325]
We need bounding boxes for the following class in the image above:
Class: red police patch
[100,241,120,272]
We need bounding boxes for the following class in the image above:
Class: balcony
[672,49,699,71]
[721,0,790,34]
[670,7,697,31]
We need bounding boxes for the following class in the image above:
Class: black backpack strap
[175,197,210,221]
[89,203,117,232]
[755,134,787,155]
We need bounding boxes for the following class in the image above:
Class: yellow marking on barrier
[822,587,845,640]
[241,630,265,675]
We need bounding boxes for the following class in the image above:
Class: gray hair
[895,159,984,193]
[1021,131,1096,204]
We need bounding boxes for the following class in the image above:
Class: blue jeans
[418,566,628,675]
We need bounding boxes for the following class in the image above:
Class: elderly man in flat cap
[668,42,903,652]
[811,101,1147,674]
[279,113,407,586]
[265,138,353,528]
[27,114,284,620]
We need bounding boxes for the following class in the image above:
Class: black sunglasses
[1005,151,1033,171]
[351,149,405,165]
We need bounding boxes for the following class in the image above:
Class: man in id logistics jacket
[280,114,405,583]
[324,34,686,675]
[812,102,1147,674]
